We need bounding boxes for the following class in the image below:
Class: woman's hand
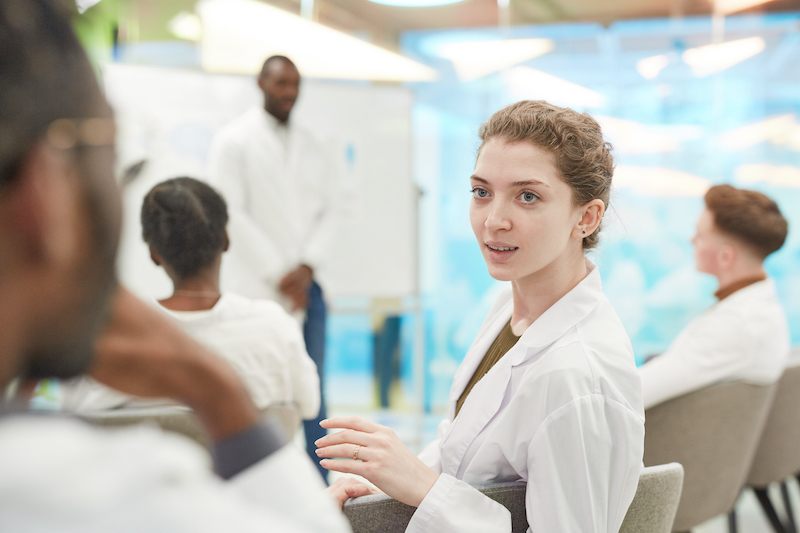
[316,416,439,507]
[325,477,382,509]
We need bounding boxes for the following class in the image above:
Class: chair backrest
[747,360,800,487]
[343,464,683,533]
[343,481,528,533]
[82,406,210,448]
[643,381,776,532]
[619,463,684,533]
[261,403,301,438]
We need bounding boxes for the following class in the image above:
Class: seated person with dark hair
[0,1,349,530]
[639,184,790,409]
[64,177,320,421]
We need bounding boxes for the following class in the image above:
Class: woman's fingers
[315,428,372,448]
[320,458,369,475]
[344,483,381,499]
[320,416,380,433]
[316,443,367,460]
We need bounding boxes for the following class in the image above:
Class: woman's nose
[485,203,512,231]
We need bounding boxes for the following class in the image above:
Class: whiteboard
[102,63,416,301]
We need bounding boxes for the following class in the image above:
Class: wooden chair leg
[781,481,797,533]
[754,487,787,533]
[729,508,738,533]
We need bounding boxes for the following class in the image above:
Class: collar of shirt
[714,273,767,301]
[261,108,290,151]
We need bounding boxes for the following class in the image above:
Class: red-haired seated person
[639,185,790,409]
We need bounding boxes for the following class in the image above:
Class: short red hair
[704,184,787,259]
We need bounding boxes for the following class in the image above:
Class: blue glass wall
[401,14,800,410]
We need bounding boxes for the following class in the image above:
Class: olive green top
[455,319,521,417]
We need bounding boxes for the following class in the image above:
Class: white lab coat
[639,278,790,410]
[62,293,320,418]
[207,106,339,303]
[0,415,351,532]
[411,263,645,533]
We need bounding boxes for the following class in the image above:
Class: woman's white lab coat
[412,263,644,533]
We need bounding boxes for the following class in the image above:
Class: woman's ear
[572,199,605,240]
[148,245,162,267]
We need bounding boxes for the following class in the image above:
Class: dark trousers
[302,281,328,483]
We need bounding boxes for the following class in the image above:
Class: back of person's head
[141,178,229,279]
[478,100,614,250]
[704,184,788,260]
[0,0,110,188]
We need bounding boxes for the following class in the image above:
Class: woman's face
[470,138,583,284]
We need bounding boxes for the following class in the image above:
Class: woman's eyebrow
[470,175,488,184]
[512,179,549,188]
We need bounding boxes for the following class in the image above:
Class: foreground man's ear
[4,141,82,267]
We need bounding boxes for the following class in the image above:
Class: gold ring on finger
[353,444,362,461]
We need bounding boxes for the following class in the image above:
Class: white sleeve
[407,396,643,533]
[639,312,752,409]
[405,474,512,533]
[523,395,643,533]
[208,134,285,284]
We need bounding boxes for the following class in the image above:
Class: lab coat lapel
[439,263,605,477]
[447,297,513,414]
[439,297,512,476]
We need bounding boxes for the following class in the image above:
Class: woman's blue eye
[520,191,538,203]
[471,187,489,198]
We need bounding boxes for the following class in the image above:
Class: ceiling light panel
[197,0,437,82]
[435,38,554,81]
[682,36,766,77]
[503,66,605,109]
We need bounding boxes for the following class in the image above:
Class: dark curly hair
[478,100,614,250]
[141,177,229,279]
[705,184,787,259]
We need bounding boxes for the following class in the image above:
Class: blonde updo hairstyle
[478,100,614,250]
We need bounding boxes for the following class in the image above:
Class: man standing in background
[209,56,337,482]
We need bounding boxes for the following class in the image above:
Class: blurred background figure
[208,56,337,481]
[639,185,790,409]
[64,177,321,424]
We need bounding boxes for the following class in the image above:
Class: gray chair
[745,360,800,533]
[342,463,684,533]
[643,381,777,532]
[620,463,685,533]
[82,405,210,448]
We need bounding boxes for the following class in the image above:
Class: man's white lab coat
[411,263,645,533]
[208,106,338,302]
[639,278,790,410]
[0,416,351,532]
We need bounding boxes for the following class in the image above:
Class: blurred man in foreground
[0,1,350,530]
[639,184,790,409]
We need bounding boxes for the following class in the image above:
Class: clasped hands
[316,416,439,509]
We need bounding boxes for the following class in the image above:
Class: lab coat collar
[449,259,604,405]
[441,260,605,476]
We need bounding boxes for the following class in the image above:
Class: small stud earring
[582,231,586,235]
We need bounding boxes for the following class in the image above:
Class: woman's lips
[485,242,519,261]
